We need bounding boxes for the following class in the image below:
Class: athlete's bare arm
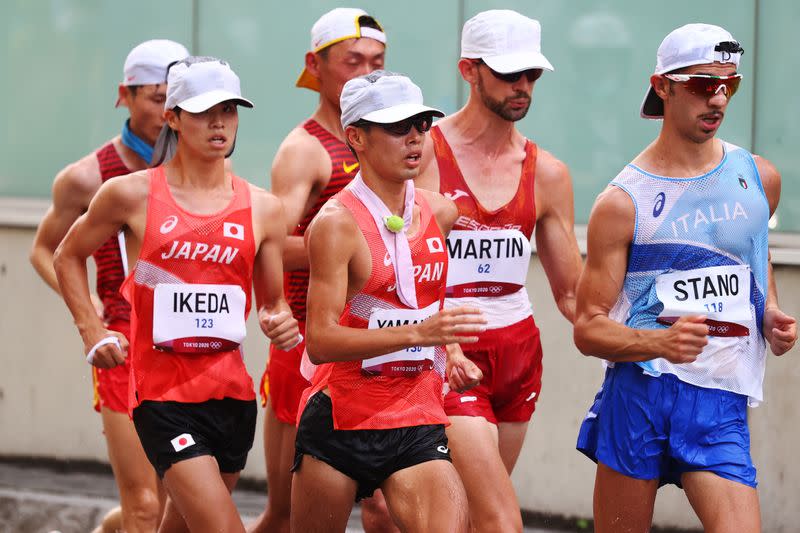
[53,172,149,367]
[304,200,486,364]
[573,186,709,363]
[270,128,330,271]
[251,186,300,351]
[30,154,101,293]
[533,150,582,323]
[755,156,797,355]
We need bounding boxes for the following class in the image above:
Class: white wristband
[286,333,304,351]
[86,336,121,364]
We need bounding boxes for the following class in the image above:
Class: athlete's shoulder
[417,188,457,231]
[247,182,283,215]
[752,154,781,213]
[272,125,330,183]
[591,185,636,229]
[101,169,149,199]
[307,197,359,240]
[533,146,571,187]
[53,150,103,202]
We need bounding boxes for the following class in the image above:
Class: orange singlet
[298,188,449,430]
[124,167,256,410]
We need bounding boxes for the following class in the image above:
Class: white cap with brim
[152,57,254,166]
[340,71,444,130]
[296,7,386,92]
[461,10,554,73]
[116,39,189,106]
[641,23,742,119]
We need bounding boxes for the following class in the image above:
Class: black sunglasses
[476,59,543,84]
[358,114,434,136]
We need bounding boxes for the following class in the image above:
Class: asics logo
[342,161,360,174]
[444,189,469,201]
[437,445,449,454]
[160,215,178,234]
[653,192,666,218]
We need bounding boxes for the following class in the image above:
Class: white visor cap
[296,7,386,91]
[340,71,444,129]
[641,23,742,119]
[165,58,254,113]
[461,9,553,73]
[122,39,189,86]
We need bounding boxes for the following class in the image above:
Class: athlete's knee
[470,506,522,533]
[122,487,161,528]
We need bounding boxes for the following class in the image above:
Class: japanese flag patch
[171,433,196,452]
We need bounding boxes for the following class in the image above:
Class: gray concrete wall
[1,224,798,531]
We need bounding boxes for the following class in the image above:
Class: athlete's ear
[305,51,322,79]
[164,108,180,131]
[117,84,131,109]
[458,58,480,84]
[345,125,366,153]
[652,74,670,100]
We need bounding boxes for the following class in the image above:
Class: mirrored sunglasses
[663,73,742,98]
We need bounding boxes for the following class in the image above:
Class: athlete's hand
[413,307,487,347]
[260,310,301,351]
[763,307,797,356]
[446,343,482,393]
[83,329,128,369]
[660,315,708,364]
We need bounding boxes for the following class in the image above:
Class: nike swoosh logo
[383,252,392,267]
[343,161,359,174]
[526,391,537,402]
[444,189,469,201]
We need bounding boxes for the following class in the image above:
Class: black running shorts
[133,398,256,478]
[293,391,451,500]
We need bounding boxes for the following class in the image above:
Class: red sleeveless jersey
[93,142,132,326]
[430,125,537,237]
[285,119,359,322]
[124,167,256,407]
[301,188,449,430]
[430,125,537,299]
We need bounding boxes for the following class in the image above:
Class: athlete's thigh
[682,470,760,533]
[381,460,467,533]
[446,415,521,530]
[593,462,659,533]
[101,407,160,496]
[264,403,297,510]
[361,489,400,533]
[162,455,244,533]
[291,454,357,533]
[497,421,529,473]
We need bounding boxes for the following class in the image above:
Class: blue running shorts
[576,362,756,488]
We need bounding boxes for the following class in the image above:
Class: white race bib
[446,229,531,297]
[153,283,247,353]
[362,301,439,376]
[655,265,752,336]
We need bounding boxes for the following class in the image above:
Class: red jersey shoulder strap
[96,141,130,182]
[522,139,538,220]
[430,125,468,194]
